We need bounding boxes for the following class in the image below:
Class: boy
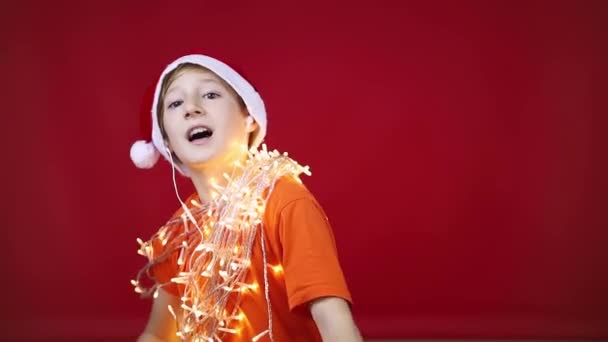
[130,54,362,342]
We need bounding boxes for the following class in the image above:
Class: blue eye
[203,92,220,100]
[167,100,183,109]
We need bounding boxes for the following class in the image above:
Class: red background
[1,0,607,340]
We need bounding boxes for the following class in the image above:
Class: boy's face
[162,69,254,169]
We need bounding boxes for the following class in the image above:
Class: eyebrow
[166,78,223,96]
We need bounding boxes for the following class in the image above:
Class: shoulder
[267,176,315,209]
[168,193,200,220]
[148,193,199,254]
[264,175,319,224]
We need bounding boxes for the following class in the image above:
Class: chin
[185,149,235,170]
[183,153,216,167]
[178,141,244,169]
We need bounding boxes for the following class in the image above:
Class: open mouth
[187,125,213,142]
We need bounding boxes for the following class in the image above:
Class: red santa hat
[129,54,267,176]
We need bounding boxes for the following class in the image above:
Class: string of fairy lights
[132,145,311,341]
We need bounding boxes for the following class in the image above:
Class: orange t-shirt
[149,176,352,341]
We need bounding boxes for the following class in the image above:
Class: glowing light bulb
[177,250,185,266]
[218,327,239,335]
[271,264,284,274]
[252,330,269,342]
[168,305,177,320]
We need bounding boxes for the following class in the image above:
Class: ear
[245,116,258,133]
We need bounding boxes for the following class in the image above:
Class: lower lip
[190,136,211,146]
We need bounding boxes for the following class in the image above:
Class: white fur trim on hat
[131,54,267,177]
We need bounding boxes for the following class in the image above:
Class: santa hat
[129,54,267,176]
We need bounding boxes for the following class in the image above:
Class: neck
[188,154,248,205]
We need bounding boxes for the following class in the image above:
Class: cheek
[216,107,247,134]
[162,115,182,140]
[225,116,248,137]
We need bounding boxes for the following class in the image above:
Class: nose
[184,97,204,119]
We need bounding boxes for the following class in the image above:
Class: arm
[137,288,181,342]
[310,297,363,342]
[274,183,360,341]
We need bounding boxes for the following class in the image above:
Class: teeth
[189,127,209,138]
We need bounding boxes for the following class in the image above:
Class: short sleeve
[278,198,352,311]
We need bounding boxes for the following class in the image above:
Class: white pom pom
[130,140,160,169]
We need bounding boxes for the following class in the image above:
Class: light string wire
[132,144,310,341]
